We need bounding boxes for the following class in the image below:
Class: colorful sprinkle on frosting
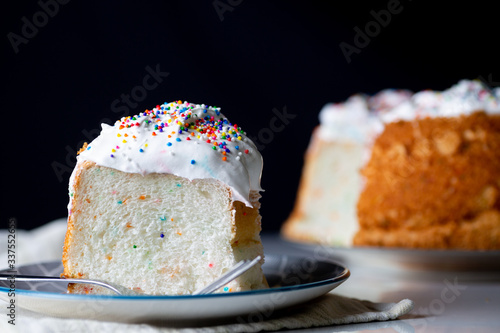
[76,101,263,206]
[110,101,251,163]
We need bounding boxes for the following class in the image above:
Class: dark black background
[2,0,498,231]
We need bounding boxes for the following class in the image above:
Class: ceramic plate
[283,237,500,272]
[0,254,349,323]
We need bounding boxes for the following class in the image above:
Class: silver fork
[0,256,262,296]
[192,255,262,295]
[0,274,135,295]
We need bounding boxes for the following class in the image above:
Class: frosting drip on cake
[77,101,263,207]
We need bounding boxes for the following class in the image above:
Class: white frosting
[319,80,500,141]
[76,101,263,207]
[318,90,412,142]
[381,80,500,123]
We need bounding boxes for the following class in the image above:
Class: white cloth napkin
[0,220,414,332]
[1,295,414,333]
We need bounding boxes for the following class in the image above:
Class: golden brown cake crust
[355,112,500,249]
[354,210,500,250]
[61,159,94,279]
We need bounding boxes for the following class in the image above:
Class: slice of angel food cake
[62,101,268,295]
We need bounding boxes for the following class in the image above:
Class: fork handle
[0,274,122,295]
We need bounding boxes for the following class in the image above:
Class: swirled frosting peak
[78,101,263,206]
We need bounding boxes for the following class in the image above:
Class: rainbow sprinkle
[107,101,250,164]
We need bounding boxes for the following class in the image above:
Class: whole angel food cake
[62,101,268,295]
[282,80,500,250]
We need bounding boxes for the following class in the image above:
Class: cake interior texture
[355,112,500,249]
[63,161,266,295]
[282,127,363,246]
